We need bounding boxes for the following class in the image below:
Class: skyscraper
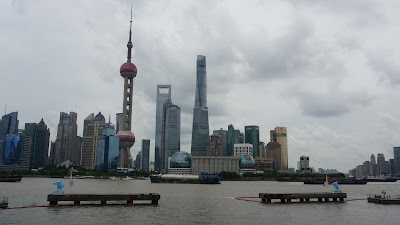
[2,133,32,169]
[115,113,123,133]
[227,124,242,156]
[191,55,209,156]
[213,128,228,156]
[394,147,400,175]
[24,119,50,169]
[155,85,171,172]
[141,139,150,171]
[370,154,376,164]
[96,121,119,172]
[160,98,181,172]
[274,126,288,171]
[0,112,19,140]
[245,125,260,158]
[81,112,106,169]
[266,138,281,171]
[206,134,224,156]
[54,112,78,165]
[116,12,137,168]
[377,153,386,175]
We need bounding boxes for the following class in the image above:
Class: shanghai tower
[191,55,209,156]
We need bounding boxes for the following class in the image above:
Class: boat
[1,196,8,209]
[304,178,367,185]
[150,173,220,184]
[0,175,22,182]
[365,177,397,182]
[368,191,400,204]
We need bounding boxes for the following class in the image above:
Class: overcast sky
[1,0,400,172]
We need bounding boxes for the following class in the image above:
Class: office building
[81,112,106,169]
[206,134,224,156]
[155,85,171,172]
[389,159,395,176]
[227,124,242,156]
[1,133,32,170]
[135,151,141,169]
[234,143,253,157]
[245,126,259,158]
[54,112,78,165]
[266,138,282,171]
[24,119,50,169]
[394,147,400,175]
[273,127,288,171]
[377,153,386,175]
[191,156,240,175]
[96,121,119,172]
[160,98,181,172]
[191,55,209,156]
[213,128,228,156]
[115,113,123,133]
[299,156,310,171]
[141,139,150,171]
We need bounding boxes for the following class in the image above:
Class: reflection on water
[1,178,399,225]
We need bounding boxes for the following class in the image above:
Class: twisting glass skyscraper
[191,55,209,156]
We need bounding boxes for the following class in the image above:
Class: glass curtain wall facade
[213,129,228,156]
[245,126,260,158]
[161,99,181,172]
[141,139,150,171]
[54,112,78,165]
[155,85,171,172]
[24,119,50,169]
[191,55,209,156]
[96,122,119,172]
[394,147,400,175]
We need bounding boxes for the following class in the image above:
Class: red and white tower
[116,11,137,168]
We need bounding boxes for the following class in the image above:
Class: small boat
[1,196,8,209]
[150,173,220,184]
[365,177,397,182]
[368,191,400,204]
[0,175,22,182]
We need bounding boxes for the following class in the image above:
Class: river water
[1,177,399,225]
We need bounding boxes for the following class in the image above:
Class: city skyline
[1,1,400,172]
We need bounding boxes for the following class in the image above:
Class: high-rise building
[206,134,224,156]
[245,126,260,158]
[96,121,119,172]
[2,133,32,170]
[362,161,371,177]
[135,151,141,169]
[81,112,106,169]
[213,129,228,156]
[115,113,123,133]
[155,85,171,172]
[389,159,395,176]
[377,153,386,175]
[370,154,376,165]
[191,55,209,156]
[394,147,400,175]
[274,126,288,171]
[234,143,253,156]
[141,139,150,171]
[299,156,310,171]
[266,138,281,171]
[54,112,78,165]
[48,141,56,166]
[0,112,19,139]
[259,142,266,158]
[116,14,138,168]
[24,119,50,169]
[160,99,181,172]
[227,125,242,156]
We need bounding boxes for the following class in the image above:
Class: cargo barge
[0,175,22,182]
[150,173,220,184]
[304,178,367,185]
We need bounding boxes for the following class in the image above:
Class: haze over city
[1,0,400,172]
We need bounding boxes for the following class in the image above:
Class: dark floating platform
[259,192,347,203]
[47,193,160,206]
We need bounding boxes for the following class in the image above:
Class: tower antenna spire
[127,4,133,62]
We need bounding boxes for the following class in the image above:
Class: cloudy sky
[1,0,400,172]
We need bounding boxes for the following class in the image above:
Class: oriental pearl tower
[116,11,137,168]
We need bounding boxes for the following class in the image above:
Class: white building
[234,143,253,156]
[299,156,310,171]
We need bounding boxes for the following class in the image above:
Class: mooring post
[101,201,106,205]
[340,198,344,202]
[280,199,285,203]
[300,199,304,202]
[74,201,80,206]
[287,199,291,203]
[318,198,322,202]
[151,199,158,205]
[333,198,337,202]
[324,198,329,202]
[305,198,310,202]
[261,198,266,203]
[127,200,133,206]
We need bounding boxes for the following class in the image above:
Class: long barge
[304,178,367,185]
[150,173,220,184]
[0,175,22,182]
